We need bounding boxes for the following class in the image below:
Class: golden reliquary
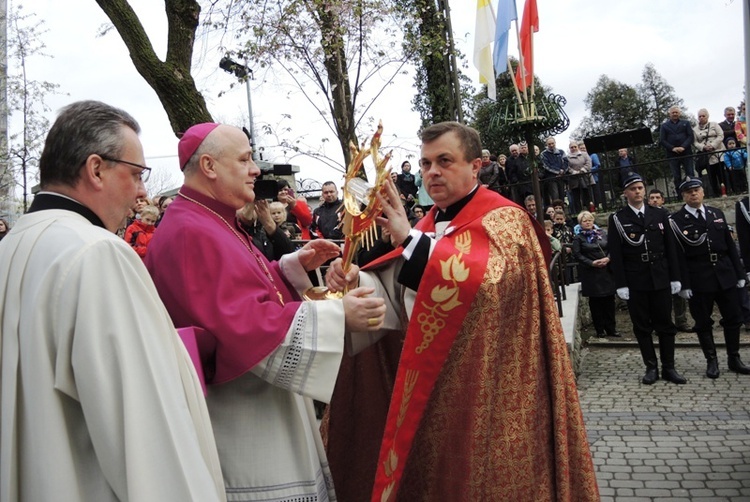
[303,122,392,300]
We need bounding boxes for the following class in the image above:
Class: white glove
[670,281,681,295]
[738,279,746,289]
[616,287,630,300]
[679,289,693,299]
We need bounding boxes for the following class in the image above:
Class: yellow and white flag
[473,0,497,100]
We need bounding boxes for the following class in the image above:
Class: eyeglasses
[99,155,152,182]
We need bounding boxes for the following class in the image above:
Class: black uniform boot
[725,329,750,374]
[696,331,720,378]
[636,335,659,384]
[658,334,687,384]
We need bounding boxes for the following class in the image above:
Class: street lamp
[220,56,257,160]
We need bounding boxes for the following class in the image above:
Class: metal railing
[498,147,749,212]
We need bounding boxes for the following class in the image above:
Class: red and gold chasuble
[370,188,521,502]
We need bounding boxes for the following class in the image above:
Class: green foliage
[574,75,645,139]
[574,63,685,142]
[469,61,553,155]
[573,63,687,184]
[637,62,685,135]
[395,0,467,128]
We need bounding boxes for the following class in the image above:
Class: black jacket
[396,173,418,198]
[736,197,750,273]
[572,230,616,297]
[669,205,743,292]
[311,199,344,239]
[239,220,296,261]
[659,119,694,155]
[607,205,680,291]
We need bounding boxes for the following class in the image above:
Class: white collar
[628,204,645,217]
[684,204,706,218]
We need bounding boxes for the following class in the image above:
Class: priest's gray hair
[182,133,224,176]
[39,100,140,188]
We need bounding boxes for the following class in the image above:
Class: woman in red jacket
[276,179,313,240]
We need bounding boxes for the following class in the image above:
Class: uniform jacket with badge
[669,205,743,292]
[608,205,680,291]
[735,197,750,274]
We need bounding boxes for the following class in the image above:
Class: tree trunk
[309,0,357,166]
[94,0,212,135]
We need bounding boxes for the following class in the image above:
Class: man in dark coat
[659,106,695,193]
[736,196,750,278]
[719,106,738,146]
[670,177,750,378]
[648,189,694,332]
[311,181,344,239]
[615,148,638,185]
[608,172,686,385]
[509,142,533,204]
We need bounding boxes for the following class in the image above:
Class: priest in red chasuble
[324,122,599,501]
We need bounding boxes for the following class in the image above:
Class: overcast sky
[27,0,748,192]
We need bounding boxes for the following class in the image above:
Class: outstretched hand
[297,240,341,272]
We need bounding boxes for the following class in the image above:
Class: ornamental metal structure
[489,93,570,222]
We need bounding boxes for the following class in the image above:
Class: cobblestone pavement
[578,346,750,501]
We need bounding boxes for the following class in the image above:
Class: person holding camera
[276,178,313,240]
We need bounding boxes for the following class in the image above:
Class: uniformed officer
[670,177,750,378]
[608,172,686,384]
[736,195,750,279]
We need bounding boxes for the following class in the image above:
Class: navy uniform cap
[678,176,702,193]
[622,172,644,189]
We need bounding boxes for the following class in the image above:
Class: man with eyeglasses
[0,100,226,501]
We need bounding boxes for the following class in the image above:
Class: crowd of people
[3,95,750,500]
[0,101,601,501]
[535,166,750,386]
[469,102,749,213]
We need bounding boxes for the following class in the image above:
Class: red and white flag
[515,0,539,91]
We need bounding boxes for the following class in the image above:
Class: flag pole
[528,24,536,116]
[443,0,464,123]
[744,0,749,191]
[507,57,526,118]
[513,16,530,115]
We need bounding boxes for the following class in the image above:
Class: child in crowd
[552,210,574,245]
[125,196,151,229]
[545,206,556,221]
[124,204,158,259]
[544,219,562,253]
[269,201,300,240]
[724,137,748,194]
